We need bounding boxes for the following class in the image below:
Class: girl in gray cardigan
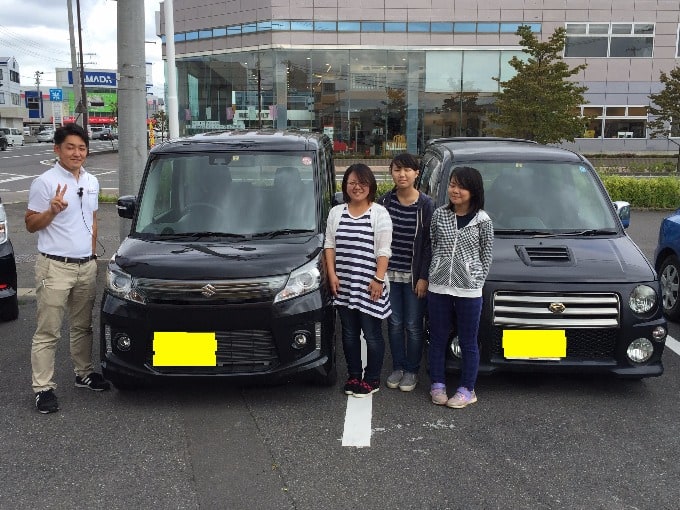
[427,166,493,408]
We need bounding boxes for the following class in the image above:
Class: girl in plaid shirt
[427,166,493,408]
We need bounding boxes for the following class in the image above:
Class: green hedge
[374,176,680,209]
[600,175,680,209]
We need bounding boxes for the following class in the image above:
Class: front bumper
[100,289,336,385]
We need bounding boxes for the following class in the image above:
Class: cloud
[0,0,164,95]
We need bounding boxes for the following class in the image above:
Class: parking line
[666,335,680,356]
[342,334,373,447]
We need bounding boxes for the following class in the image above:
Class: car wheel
[660,254,680,321]
[0,295,19,322]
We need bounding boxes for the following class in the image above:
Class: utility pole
[164,0,179,139]
[35,70,44,127]
[66,0,83,129]
[117,0,147,242]
[76,0,88,132]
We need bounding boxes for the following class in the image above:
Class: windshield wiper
[495,229,553,236]
[558,229,618,236]
[252,229,314,239]
[160,231,247,239]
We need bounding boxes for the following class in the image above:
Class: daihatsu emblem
[201,284,217,297]
[549,302,566,314]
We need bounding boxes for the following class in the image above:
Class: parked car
[654,208,680,320]
[98,128,116,140]
[101,129,337,389]
[0,132,7,151]
[0,127,24,146]
[0,196,19,321]
[419,137,666,378]
[36,129,55,143]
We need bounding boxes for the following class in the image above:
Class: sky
[0,0,165,96]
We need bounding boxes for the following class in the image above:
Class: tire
[660,254,680,321]
[0,294,19,321]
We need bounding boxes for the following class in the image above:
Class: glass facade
[175,49,524,156]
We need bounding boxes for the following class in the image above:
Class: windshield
[133,152,317,237]
[454,160,619,233]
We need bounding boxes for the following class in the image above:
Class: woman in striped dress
[324,164,393,397]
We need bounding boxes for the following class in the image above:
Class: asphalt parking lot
[2,160,680,509]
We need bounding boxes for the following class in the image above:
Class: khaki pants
[31,255,97,392]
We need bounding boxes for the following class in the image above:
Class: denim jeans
[427,291,482,391]
[337,305,385,382]
[387,281,426,373]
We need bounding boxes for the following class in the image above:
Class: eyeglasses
[347,181,368,188]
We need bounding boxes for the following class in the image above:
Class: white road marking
[342,333,374,448]
[665,335,680,355]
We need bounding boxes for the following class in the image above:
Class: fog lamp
[292,332,308,350]
[116,334,132,352]
[449,335,462,359]
[626,338,653,363]
[652,326,666,341]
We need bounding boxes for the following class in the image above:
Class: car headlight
[628,285,657,315]
[106,262,145,304]
[274,255,321,303]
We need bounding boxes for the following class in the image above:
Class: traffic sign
[49,88,63,102]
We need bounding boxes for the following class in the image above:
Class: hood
[114,234,322,279]
[489,235,655,283]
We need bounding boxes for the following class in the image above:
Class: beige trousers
[30,255,97,392]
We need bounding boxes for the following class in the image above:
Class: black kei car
[0,196,19,321]
[420,138,666,378]
[101,130,337,389]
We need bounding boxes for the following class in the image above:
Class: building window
[0,92,4,105]
[338,22,360,32]
[431,22,453,33]
[385,22,406,32]
[290,21,313,31]
[578,105,648,138]
[564,23,654,57]
[361,22,384,32]
[408,22,430,32]
[185,31,199,41]
[314,21,336,31]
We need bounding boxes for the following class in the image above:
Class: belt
[41,253,97,264]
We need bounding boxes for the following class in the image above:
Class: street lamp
[35,70,44,127]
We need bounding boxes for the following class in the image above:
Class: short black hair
[447,166,485,213]
[54,123,89,148]
[389,152,420,173]
[341,163,378,203]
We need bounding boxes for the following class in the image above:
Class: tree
[648,66,680,138]
[490,25,588,144]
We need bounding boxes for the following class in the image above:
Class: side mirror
[333,191,344,206]
[117,195,137,219]
[613,200,630,229]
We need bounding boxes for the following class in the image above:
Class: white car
[0,128,24,146]
[36,129,55,143]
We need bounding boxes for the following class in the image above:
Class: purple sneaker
[446,387,478,408]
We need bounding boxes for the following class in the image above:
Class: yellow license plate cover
[152,332,217,366]
[502,329,567,360]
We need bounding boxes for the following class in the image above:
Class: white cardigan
[323,203,393,259]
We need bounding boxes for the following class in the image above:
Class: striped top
[333,206,391,319]
[387,194,418,273]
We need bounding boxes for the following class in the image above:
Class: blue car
[655,208,680,320]
[0,196,18,321]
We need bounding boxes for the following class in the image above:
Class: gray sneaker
[398,372,418,392]
[385,370,404,389]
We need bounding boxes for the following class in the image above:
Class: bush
[600,175,680,209]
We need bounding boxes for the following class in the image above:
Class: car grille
[491,327,617,360]
[133,276,288,304]
[215,330,279,372]
[151,330,280,373]
[493,291,620,328]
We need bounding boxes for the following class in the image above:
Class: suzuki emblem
[201,284,217,297]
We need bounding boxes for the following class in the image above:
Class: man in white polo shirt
[26,123,110,414]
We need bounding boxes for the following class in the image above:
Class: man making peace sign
[25,123,110,415]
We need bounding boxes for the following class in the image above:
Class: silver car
[36,129,54,143]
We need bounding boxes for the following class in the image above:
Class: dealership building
[156,0,680,154]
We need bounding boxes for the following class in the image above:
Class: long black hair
[447,166,484,213]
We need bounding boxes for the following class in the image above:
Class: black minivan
[101,130,337,388]
[420,138,667,378]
